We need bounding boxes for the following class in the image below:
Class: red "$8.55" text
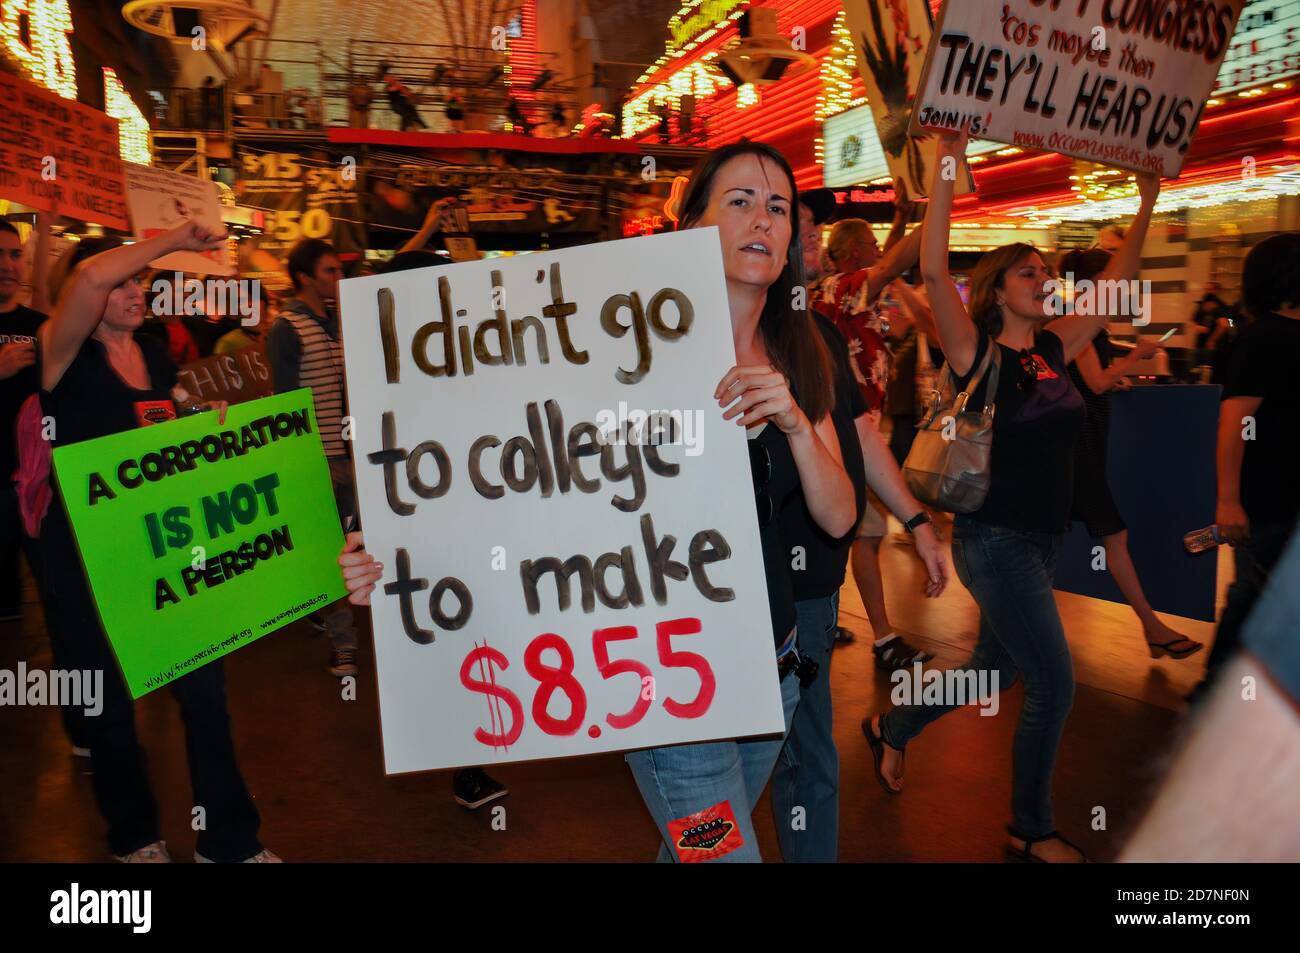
[460,617,715,748]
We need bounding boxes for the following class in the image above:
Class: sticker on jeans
[133,400,176,427]
[667,800,743,862]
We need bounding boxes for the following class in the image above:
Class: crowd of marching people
[4,126,1300,863]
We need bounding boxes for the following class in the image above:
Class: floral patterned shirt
[813,269,889,420]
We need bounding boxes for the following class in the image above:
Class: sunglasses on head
[1017,349,1039,393]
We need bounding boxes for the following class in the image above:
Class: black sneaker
[833,626,855,644]
[873,636,933,672]
[329,648,358,677]
[453,767,508,809]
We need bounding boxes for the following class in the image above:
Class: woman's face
[998,252,1054,323]
[103,276,146,332]
[690,154,793,293]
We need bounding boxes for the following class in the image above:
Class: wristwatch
[903,511,932,534]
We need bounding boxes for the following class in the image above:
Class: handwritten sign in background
[0,70,128,229]
[909,0,1246,176]
[340,229,785,774]
[125,162,235,276]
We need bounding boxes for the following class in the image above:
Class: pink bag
[13,394,52,537]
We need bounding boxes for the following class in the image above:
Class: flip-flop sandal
[1147,637,1204,660]
[1004,826,1089,863]
[861,715,904,795]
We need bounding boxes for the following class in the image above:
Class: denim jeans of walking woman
[880,517,1076,838]
[625,669,801,862]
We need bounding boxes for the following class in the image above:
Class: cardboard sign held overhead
[0,70,128,230]
[125,162,235,276]
[908,0,1246,177]
[841,0,974,198]
[339,228,785,774]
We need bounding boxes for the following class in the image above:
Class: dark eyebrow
[724,187,789,204]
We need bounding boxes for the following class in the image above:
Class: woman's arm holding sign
[1047,172,1161,362]
[921,129,977,377]
[716,363,856,538]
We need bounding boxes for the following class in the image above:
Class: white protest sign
[339,228,785,774]
[908,0,1246,176]
[124,162,234,276]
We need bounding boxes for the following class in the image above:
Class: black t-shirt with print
[1222,311,1300,525]
[779,312,868,601]
[956,329,1084,533]
[0,305,46,485]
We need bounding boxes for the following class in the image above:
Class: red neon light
[623,214,665,237]
[664,175,690,224]
[508,0,541,116]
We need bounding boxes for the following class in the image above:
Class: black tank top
[750,420,800,649]
[41,334,178,548]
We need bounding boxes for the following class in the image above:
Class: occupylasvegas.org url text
[141,594,329,690]
[261,592,329,629]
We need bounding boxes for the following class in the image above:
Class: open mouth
[739,242,771,256]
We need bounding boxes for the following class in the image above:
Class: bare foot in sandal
[1008,831,1086,863]
[868,715,905,792]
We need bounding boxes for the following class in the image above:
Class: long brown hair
[678,140,834,423]
[967,242,1041,339]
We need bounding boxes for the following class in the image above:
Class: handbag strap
[955,335,1001,414]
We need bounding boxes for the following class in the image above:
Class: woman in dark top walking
[338,141,855,862]
[1062,249,1201,661]
[864,129,1162,862]
[39,222,278,863]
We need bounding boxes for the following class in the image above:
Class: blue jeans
[42,510,263,860]
[625,669,801,862]
[881,518,1075,839]
[772,593,840,862]
[1242,523,1300,704]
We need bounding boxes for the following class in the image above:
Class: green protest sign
[51,389,347,698]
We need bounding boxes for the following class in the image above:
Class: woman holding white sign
[623,142,856,863]
[340,141,856,863]
[865,128,1161,863]
[37,223,277,864]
